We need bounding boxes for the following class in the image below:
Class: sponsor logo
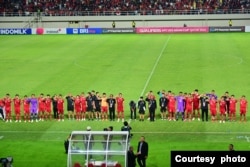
[73,29,78,34]
[0,29,29,35]
[45,28,62,34]
[79,29,89,34]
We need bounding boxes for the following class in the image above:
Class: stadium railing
[1,9,250,17]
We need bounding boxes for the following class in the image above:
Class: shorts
[87,106,93,112]
[220,111,226,115]
[177,106,184,112]
[5,107,11,113]
[139,109,145,114]
[15,108,21,114]
[24,109,30,114]
[229,109,236,114]
[117,107,124,112]
[210,110,216,115]
[160,107,166,112]
[58,109,64,114]
[81,106,86,112]
[102,106,108,112]
[193,103,199,110]
[186,107,192,113]
[168,107,175,113]
[240,109,246,115]
[67,106,74,111]
[94,106,101,112]
[46,108,51,113]
[30,108,38,114]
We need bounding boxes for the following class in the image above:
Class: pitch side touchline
[140,36,171,96]
[1,131,250,134]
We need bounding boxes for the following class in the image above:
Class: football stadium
[1,1,250,167]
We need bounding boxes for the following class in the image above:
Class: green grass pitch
[0,33,250,167]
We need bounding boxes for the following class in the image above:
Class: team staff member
[52,94,58,119]
[199,94,209,122]
[127,146,136,167]
[86,92,94,121]
[107,94,116,121]
[137,136,148,167]
[146,95,157,122]
[93,91,101,120]
[138,96,146,121]
[159,93,167,120]
[65,94,74,120]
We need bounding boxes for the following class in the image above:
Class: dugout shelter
[67,131,129,167]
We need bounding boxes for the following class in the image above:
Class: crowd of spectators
[0,0,250,16]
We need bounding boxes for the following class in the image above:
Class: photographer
[0,157,13,167]
[121,121,133,142]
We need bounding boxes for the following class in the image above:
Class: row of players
[0,89,248,123]
[138,89,248,123]
[0,91,125,122]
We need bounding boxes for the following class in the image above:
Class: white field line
[140,36,171,96]
[1,131,250,134]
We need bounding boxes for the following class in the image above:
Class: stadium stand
[0,0,250,16]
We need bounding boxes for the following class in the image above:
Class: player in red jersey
[218,96,226,123]
[239,95,247,122]
[13,94,22,122]
[3,93,12,122]
[23,95,30,122]
[168,93,176,121]
[192,89,200,121]
[38,93,46,121]
[116,93,125,122]
[185,93,193,121]
[209,96,217,122]
[45,94,52,120]
[74,95,82,121]
[229,95,237,121]
[80,92,87,121]
[57,94,64,121]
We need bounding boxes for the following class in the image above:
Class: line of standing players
[0,90,125,123]
[129,89,248,123]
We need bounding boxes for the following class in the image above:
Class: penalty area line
[140,36,171,96]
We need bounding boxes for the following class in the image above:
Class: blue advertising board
[0,28,32,35]
[67,28,102,34]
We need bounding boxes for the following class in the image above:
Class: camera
[0,157,13,167]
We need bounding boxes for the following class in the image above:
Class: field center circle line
[140,36,171,96]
